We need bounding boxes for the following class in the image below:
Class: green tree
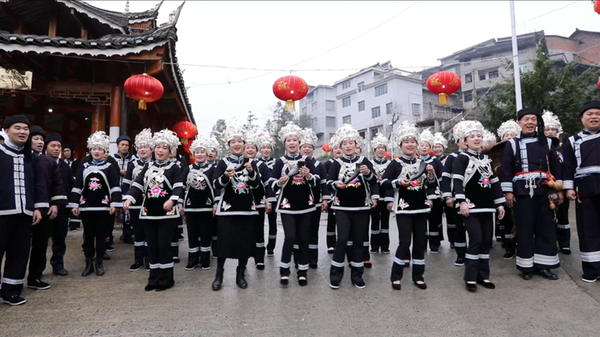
[264,101,298,157]
[243,110,259,134]
[210,118,229,155]
[481,39,600,135]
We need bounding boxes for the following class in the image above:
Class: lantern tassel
[438,93,449,105]
[138,100,147,110]
[284,99,295,112]
[180,137,188,146]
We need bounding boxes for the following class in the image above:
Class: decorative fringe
[284,99,295,112]
[438,93,449,105]
[138,100,147,110]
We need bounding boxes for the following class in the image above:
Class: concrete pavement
[1,205,600,337]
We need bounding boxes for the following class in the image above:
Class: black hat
[3,115,30,129]
[30,125,46,139]
[579,101,600,116]
[517,108,541,121]
[45,132,62,144]
[63,143,74,151]
[116,135,131,144]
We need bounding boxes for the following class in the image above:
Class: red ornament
[393,155,401,159]
[322,143,331,152]
[595,1,600,14]
[173,121,198,146]
[124,73,164,110]
[426,71,461,105]
[384,152,391,159]
[183,144,191,154]
[189,157,196,164]
[273,75,309,112]
[597,77,600,90]
[429,151,435,157]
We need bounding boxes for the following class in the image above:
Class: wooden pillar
[91,105,106,133]
[48,7,57,37]
[109,84,122,155]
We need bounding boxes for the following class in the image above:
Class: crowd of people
[1,101,600,306]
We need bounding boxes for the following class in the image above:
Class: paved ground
[2,203,600,337]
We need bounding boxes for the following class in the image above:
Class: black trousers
[82,211,110,260]
[144,219,177,287]
[370,201,390,252]
[428,199,443,247]
[444,204,456,245]
[170,216,183,259]
[576,196,600,279]
[391,213,428,282]
[266,209,277,252]
[326,205,337,249]
[68,214,81,230]
[211,214,218,257]
[330,210,369,284]
[29,206,69,281]
[556,200,571,250]
[463,213,493,282]
[185,211,213,267]
[309,208,321,265]
[106,213,115,246]
[0,214,32,298]
[514,196,559,272]
[252,208,266,265]
[500,207,516,251]
[130,209,148,265]
[280,213,311,277]
[454,209,467,258]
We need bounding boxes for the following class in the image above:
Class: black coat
[37,153,67,207]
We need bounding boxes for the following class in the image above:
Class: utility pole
[510,0,523,115]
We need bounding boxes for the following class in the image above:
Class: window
[342,115,351,124]
[519,63,529,74]
[489,70,499,79]
[326,116,336,127]
[326,100,335,110]
[370,127,381,139]
[464,61,471,66]
[311,118,318,128]
[342,97,351,108]
[411,103,421,116]
[359,130,366,139]
[311,101,317,111]
[357,82,364,92]
[372,106,381,118]
[302,107,307,114]
[479,73,486,81]
[464,90,473,102]
[375,84,388,97]
[358,100,365,111]
[386,102,393,114]
[465,73,472,83]
[342,80,351,89]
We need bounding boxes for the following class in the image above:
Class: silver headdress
[224,118,245,142]
[331,123,363,148]
[497,120,521,139]
[152,129,180,154]
[87,131,110,151]
[482,129,497,148]
[418,129,435,147]
[207,137,219,152]
[189,134,209,153]
[460,120,485,140]
[433,132,448,149]
[394,120,419,144]
[452,120,468,142]
[244,130,259,147]
[329,135,339,149]
[542,110,562,132]
[257,133,274,149]
[300,128,318,147]
[134,128,153,150]
[278,122,302,143]
[370,132,388,150]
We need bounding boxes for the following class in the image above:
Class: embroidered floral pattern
[79,198,86,205]
[101,195,110,205]
[222,201,232,211]
[407,180,422,191]
[346,178,362,188]
[88,177,102,191]
[148,186,167,198]
[465,198,475,208]
[333,197,340,206]
[291,175,306,186]
[398,198,410,210]
[280,198,291,209]
[478,175,491,188]
[141,207,148,216]
[233,181,248,194]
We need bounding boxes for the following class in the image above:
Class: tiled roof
[56,0,162,30]
[457,33,542,61]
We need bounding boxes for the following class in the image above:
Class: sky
[88,0,600,136]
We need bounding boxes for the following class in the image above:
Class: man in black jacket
[27,126,67,290]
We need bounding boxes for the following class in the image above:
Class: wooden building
[0,0,194,157]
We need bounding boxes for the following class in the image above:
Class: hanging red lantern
[426,71,461,105]
[124,73,164,110]
[173,121,198,146]
[183,144,191,154]
[273,75,309,112]
[384,151,391,159]
[189,156,196,164]
[595,1,600,14]
[322,143,331,152]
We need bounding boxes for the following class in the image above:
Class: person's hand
[33,210,43,225]
[278,175,290,186]
[426,200,433,208]
[387,202,393,212]
[225,169,236,178]
[359,165,370,175]
[110,207,116,215]
[497,206,505,220]
[244,161,253,172]
[460,202,470,217]
[299,166,311,178]
[123,200,131,212]
[72,208,80,217]
[120,170,127,176]
[557,191,565,205]
[566,189,576,201]
[399,178,410,187]
[163,199,174,211]
[371,200,378,209]
[505,192,516,208]
[48,205,58,220]
[266,203,272,214]
[335,181,347,189]
[426,164,434,173]
[179,204,185,215]
[446,197,454,207]
[213,204,218,216]
[321,200,328,212]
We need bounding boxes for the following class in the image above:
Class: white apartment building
[299,85,337,145]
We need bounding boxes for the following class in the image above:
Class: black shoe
[327,247,335,254]
[450,242,455,249]
[266,250,274,257]
[370,247,379,254]
[102,253,111,260]
[392,281,401,291]
[212,269,224,291]
[454,256,465,266]
[145,263,150,271]
[521,272,534,280]
[352,277,366,289]
[414,280,427,290]
[53,267,68,276]
[256,263,265,270]
[2,295,26,306]
[582,274,598,283]
[236,266,248,289]
[106,246,115,252]
[27,279,51,290]
[184,261,199,271]
[536,269,559,280]
[561,248,572,255]
[503,250,516,259]
[280,276,290,286]
[309,263,318,269]
[298,276,308,286]
[95,261,105,276]
[430,245,439,253]
[144,284,157,291]
[466,282,477,292]
[130,262,143,272]
[477,279,496,289]
[496,236,503,242]
[173,257,180,264]
[381,249,390,254]
[364,261,372,269]
[201,265,211,270]
[82,258,94,277]
[156,283,174,292]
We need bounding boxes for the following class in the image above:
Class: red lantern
[429,151,435,157]
[384,152,391,159]
[183,144,191,154]
[124,73,164,110]
[322,143,331,152]
[189,157,196,164]
[273,75,309,112]
[173,121,198,146]
[595,1,600,14]
[426,71,461,105]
